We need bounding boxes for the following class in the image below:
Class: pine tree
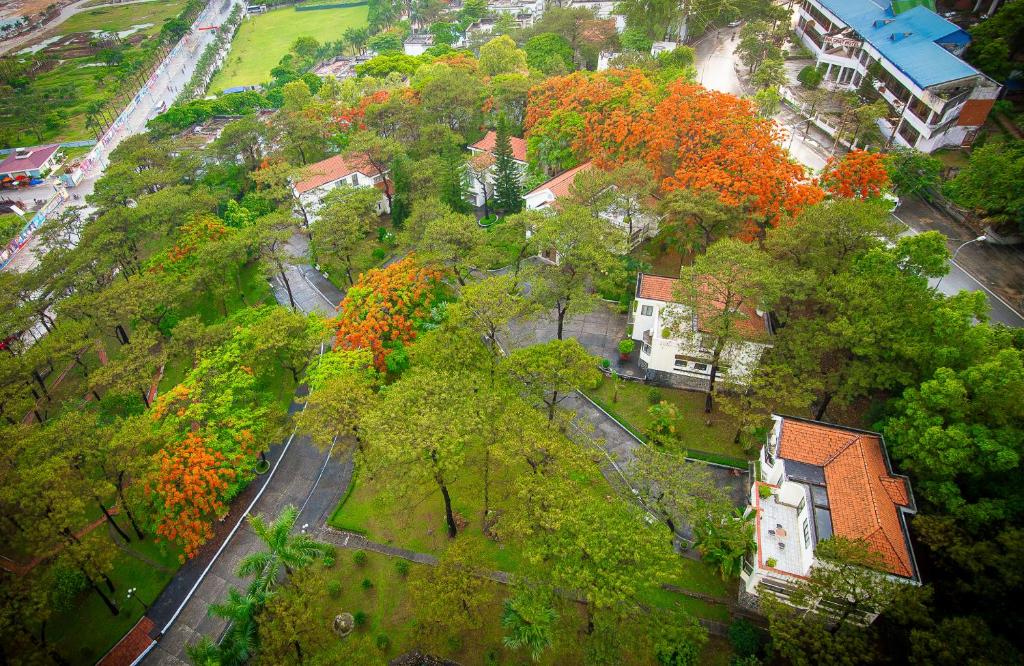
[440,148,471,214]
[493,114,523,214]
[390,154,411,228]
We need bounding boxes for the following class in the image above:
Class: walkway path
[136,249,347,665]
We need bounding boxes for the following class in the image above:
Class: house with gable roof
[524,162,659,249]
[742,415,920,620]
[292,153,391,221]
[629,273,772,390]
[794,0,1000,151]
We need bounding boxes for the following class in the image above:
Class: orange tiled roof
[636,273,768,338]
[525,162,593,200]
[778,419,916,579]
[470,130,528,162]
[97,616,156,666]
[294,153,378,194]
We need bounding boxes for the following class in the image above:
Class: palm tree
[236,505,330,596]
[693,508,756,580]
[186,636,223,666]
[208,586,265,666]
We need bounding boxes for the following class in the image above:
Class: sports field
[210,4,368,90]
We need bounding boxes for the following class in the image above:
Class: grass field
[0,212,26,246]
[54,0,186,36]
[587,376,749,463]
[210,4,368,89]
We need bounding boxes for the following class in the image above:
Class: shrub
[758,484,773,500]
[361,577,374,590]
[322,553,335,568]
[600,358,611,369]
[327,580,342,597]
[353,550,368,566]
[797,64,825,89]
[371,247,388,262]
[765,557,777,568]
[647,387,663,405]
[376,633,391,650]
[618,339,635,355]
[354,610,368,627]
[728,618,762,659]
[395,560,410,577]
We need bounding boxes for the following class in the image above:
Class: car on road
[728,19,742,27]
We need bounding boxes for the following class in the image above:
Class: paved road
[894,200,1024,327]
[693,26,833,172]
[6,0,237,273]
[141,247,347,665]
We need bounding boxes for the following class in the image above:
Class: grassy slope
[210,4,368,89]
[587,375,749,462]
[54,0,186,36]
[0,212,25,245]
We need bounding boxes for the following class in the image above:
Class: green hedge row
[294,1,368,10]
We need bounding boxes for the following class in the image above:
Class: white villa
[487,0,545,27]
[467,130,528,208]
[795,0,1000,151]
[742,415,920,620]
[524,162,659,248]
[629,273,772,390]
[292,154,390,221]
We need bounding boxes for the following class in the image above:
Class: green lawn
[0,212,26,246]
[329,451,734,615]
[55,0,186,36]
[49,534,183,665]
[286,548,733,664]
[587,375,749,464]
[210,4,368,89]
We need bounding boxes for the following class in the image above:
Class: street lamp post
[934,235,987,291]
[126,587,150,613]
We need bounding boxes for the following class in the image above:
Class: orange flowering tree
[525,72,824,239]
[147,432,238,560]
[821,149,891,200]
[334,256,445,373]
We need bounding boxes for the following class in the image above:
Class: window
[641,305,653,316]
[802,518,811,548]
[642,342,651,355]
[693,363,708,372]
[673,356,687,369]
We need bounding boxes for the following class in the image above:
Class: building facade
[741,415,920,620]
[629,274,771,390]
[292,154,390,221]
[467,130,528,208]
[795,0,1000,152]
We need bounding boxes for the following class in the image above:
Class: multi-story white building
[742,415,920,620]
[487,0,545,28]
[795,0,1000,152]
[292,153,390,221]
[629,273,772,390]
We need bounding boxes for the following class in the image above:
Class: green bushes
[148,91,275,134]
[327,579,342,597]
[394,559,410,577]
[797,64,825,89]
[353,550,368,566]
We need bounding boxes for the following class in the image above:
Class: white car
[728,20,742,27]
[883,192,900,212]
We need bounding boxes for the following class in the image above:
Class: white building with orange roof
[467,130,528,208]
[292,153,391,221]
[742,415,920,618]
[525,162,659,248]
[629,273,772,390]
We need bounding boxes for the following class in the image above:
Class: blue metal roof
[816,0,980,88]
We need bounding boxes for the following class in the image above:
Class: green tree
[237,505,332,596]
[945,139,1024,230]
[479,35,527,76]
[345,131,401,210]
[417,210,485,285]
[492,114,524,213]
[885,147,943,201]
[360,366,483,537]
[761,538,907,665]
[448,274,533,354]
[524,33,574,73]
[409,538,495,639]
[389,153,412,227]
[671,238,774,412]
[966,0,1024,80]
[692,507,755,580]
[207,586,266,666]
[503,338,599,422]
[615,0,683,40]
[527,205,626,339]
[569,160,656,245]
[311,184,382,285]
[631,447,734,539]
